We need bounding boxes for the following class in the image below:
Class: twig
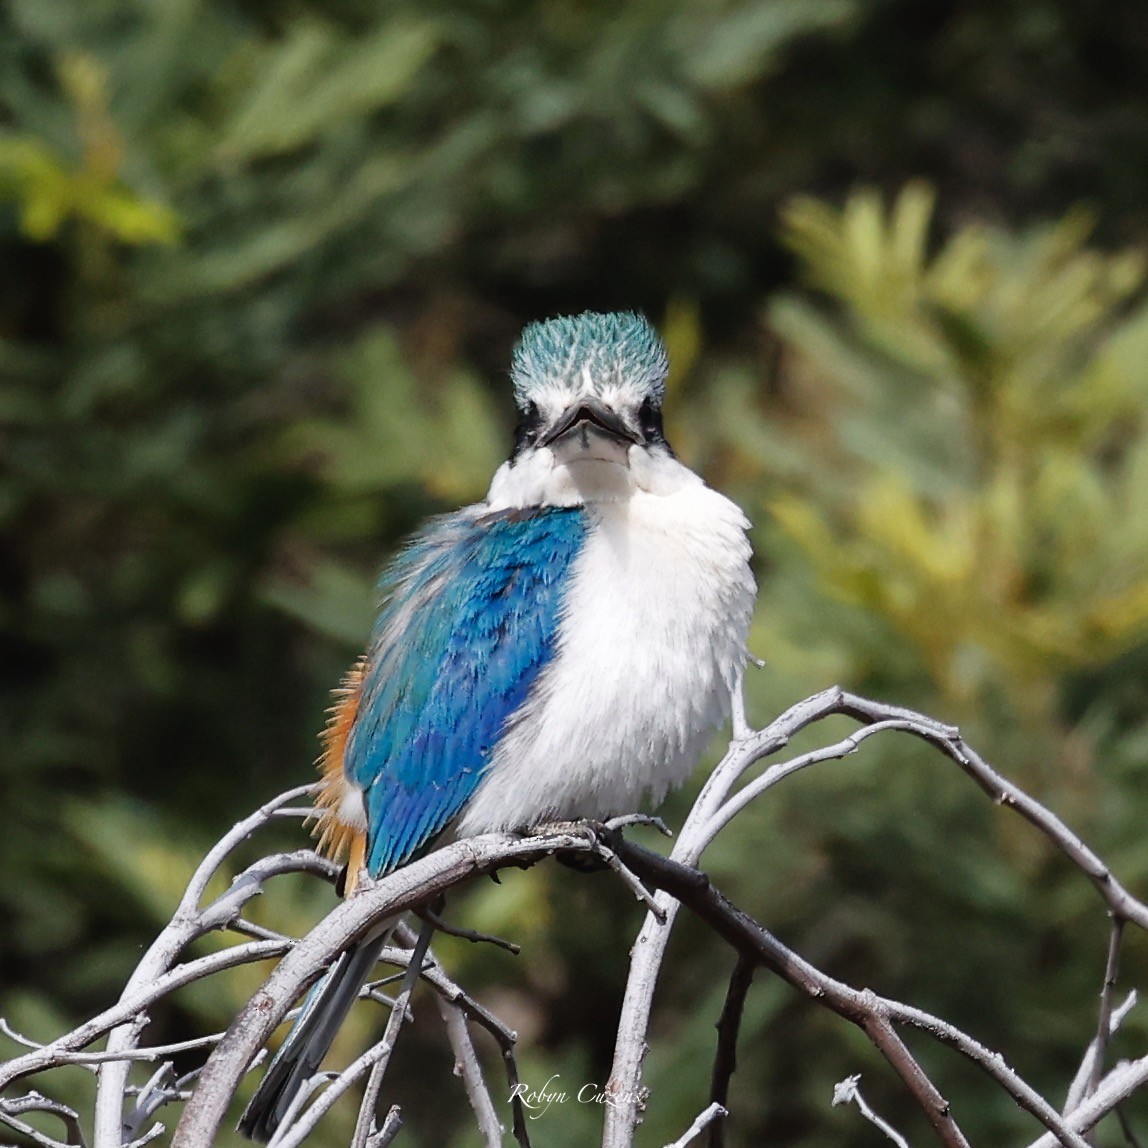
[415,906,521,955]
[605,686,847,1147]
[605,686,1148,1148]
[265,1073,336,1147]
[596,841,667,922]
[1028,1055,1148,1147]
[604,814,673,837]
[124,1063,184,1138]
[350,919,436,1148]
[90,782,322,1148]
[9,1031,230,1067]
[617,837,1098,1148]
[707,956,752,1148]
[833,1075,911,1148]
[407,952,531,1148]
[0,1093,86,1147]
[173,828,603,1146]
[833,694,1148,933]
[1088,919,1124,1100]
[366,1104,403,1147]
[705,719,923,840]
[435,992,503,1147]
[0,939,287,1094]
[663,1101,728,1148]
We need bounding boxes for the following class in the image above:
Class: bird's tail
[238,921,393,1142]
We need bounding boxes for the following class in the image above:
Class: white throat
[485,445,699,510]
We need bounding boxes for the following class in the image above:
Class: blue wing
[346,505,588,875]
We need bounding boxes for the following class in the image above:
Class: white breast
[457,465,755,835]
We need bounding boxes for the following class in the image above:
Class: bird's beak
[537,398,639,467]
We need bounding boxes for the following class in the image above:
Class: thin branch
[0,1093,86,1148]
[833,693,1148,933]
[269,1036,392,1148]
[604,686,850,1147]
[604,814,673,837]
[434,992,503,1148]
[91,780,324,1148]
[265,1073,337,1147]
[707,956,753,1148]
[705,719,922,840]
[350,919,437,1148]
[616,837,1098,1148]
[663,1102,728,1148]
[405,951,531,1148]
[365,1104,402,1148]
[1089,918,1125,1099]
[606,685,1148,1148]
[0,940,287,1094]
[595,841,667,921]
[1028,1055,1148,1148]
[833,1075,911,1148]
[174,828,603,1147]
[182,786,319,914]
[13,1031,230,1067]
[415,906,521,955]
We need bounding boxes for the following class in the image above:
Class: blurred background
[3,0,1148,1144]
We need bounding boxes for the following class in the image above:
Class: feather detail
[348,505,588,875]
[312,656,368,870]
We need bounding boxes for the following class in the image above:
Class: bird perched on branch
[239,311,756,1141]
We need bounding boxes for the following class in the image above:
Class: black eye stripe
[512,395,670,459]
[512,401,544,459]
[638,397,664,441]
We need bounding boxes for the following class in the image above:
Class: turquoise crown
[510,311,668,407]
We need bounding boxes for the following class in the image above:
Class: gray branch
[4,687,1148,1148]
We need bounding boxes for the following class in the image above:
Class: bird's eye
[638,396,664,443]
[513,400,542,458]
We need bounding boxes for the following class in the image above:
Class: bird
[239,310,756,1141]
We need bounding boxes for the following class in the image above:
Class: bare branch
[434,992,503,1147]
[173,827,607,1146]
[0,1092,86,1148]
[0,939,286,1096]
[393,929,532,1148]
[611,838,983,1148]
[663,1102,728,1148]
[365,1104,402,1147]
[1086,918,1125,1102]
[707,956,752,1148]
[605,685,1148,1148]
[832,1075,911,1148]
[7,688,1148,1148]
[832,693,1148,932]
[349,920,436,1148]
[415,906,521,955]
[1028,1055,1148,1148]
[91,781,325,1148]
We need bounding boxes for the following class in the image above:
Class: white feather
[458,450,755,834]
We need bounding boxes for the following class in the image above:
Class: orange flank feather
[312,656,369,894]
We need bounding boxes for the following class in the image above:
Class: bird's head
[488,312,676,508]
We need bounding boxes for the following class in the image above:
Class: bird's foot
[603,812,673,837]
[521,818,611,871]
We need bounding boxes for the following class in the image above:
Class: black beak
[537,398,639,448]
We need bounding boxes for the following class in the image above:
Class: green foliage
[771,185,1148,701]
[0,53,179,244]
[3,0,1148,1145]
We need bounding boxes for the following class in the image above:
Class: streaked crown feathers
[510,311,669,410]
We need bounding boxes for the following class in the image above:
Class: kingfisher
[239,311,756,1140]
